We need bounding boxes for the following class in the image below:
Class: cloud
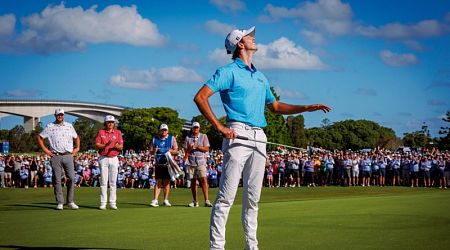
[263,0,450,46]
[273,86,309,100]
[0,3,166,54]
[379,50,419,67]
[398,112,412,117]
[109,66,203,90]
[3,89,43,97]
[210,0,246,13]
[209,37,326,70]
[0,14,15,36]
[301,30,326,45]
[356,19,447,40]
[205,20,236,36]
[354,88,377,96]
[427,99,447,106]
[263,0,354,36]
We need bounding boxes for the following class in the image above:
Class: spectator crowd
[0,147,449,190]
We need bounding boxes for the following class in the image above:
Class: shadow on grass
[0,245,137,250]
[3,203,99,210]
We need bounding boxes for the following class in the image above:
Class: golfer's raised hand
[311,104,331,113]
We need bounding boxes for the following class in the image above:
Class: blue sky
[0,0,449,138]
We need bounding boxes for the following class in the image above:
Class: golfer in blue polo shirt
[194,26,331,250]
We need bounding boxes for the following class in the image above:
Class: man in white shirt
[37,108,80,210]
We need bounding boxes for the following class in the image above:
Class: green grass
[0,186,449,250]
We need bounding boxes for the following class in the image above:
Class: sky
[0,0,449,138]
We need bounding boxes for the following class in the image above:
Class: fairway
[0,187,449,250]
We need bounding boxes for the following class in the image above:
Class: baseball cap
[54,108,64,115]
[225,26,255,54]
[192,122,200,128]
[159,124,168,130]
[104,115,115,122]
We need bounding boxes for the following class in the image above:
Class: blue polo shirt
[205,58,276,128]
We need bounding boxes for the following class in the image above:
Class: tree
[286,115,307,148]
[438,111,450,149]
[8,125,27,152]
[119,107,183,150]
[73,118,103,152]
[191,114,226,149]
[264,86,290,150]
[403,122,433,149]
[305,119,397,150]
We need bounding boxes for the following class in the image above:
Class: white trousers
[210,122,267,250]
[99,156,119,205]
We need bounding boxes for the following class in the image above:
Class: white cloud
[1,3,166,54]
[205,20,236,36]
[209,37,326,70]
[264,0,354,35]
[354,88,377,96]
[0,14,15,36]
[301,30,326,45]
[274,86,309,100]
[263,0,450,46]
[109,66,203,90]
[255,37,326,70]
[379,50,419,67]
[357,20,446,40]
[210,0,246,13]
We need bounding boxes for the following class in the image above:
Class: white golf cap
[192,122,200,128]
[225,26,255,54]
[54,108,64,115]
[159,124,168,130]
[104,115,115,122]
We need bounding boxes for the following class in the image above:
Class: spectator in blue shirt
[360,156,371,186]
[390,155,401,186]
[324,155,334,186]
[19,165,29,188]
[208,165,218,188]
[91,162,101,187]
[43,167,53,188]
[410,156,420,187]
[117,170,126,189]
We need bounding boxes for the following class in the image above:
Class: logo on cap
[54,108,64,115]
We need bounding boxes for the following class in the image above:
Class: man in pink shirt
[95,115,123,210]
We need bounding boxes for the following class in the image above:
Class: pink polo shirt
[95,129,123,157]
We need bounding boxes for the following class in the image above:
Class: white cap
[192,122,200,128]
[225,26,255,54]
[54,108,64,115]
[159,124,168,130]
[104,115,115,122]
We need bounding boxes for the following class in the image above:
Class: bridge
[0,99,127,132]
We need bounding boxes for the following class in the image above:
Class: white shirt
[40,121,78,153]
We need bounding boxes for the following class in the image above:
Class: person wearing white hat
[37,108,80,210]
[183,121,212,207]
[95,115,123,210]
[194,26,331,250]
[149,124,178,207]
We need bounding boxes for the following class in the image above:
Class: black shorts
[155,164,170,180]
[393,169,400,176]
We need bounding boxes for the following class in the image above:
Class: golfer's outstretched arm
[194,85,235,139]
[267,101,331,115]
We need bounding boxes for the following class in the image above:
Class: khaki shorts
[188,164,207,179]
